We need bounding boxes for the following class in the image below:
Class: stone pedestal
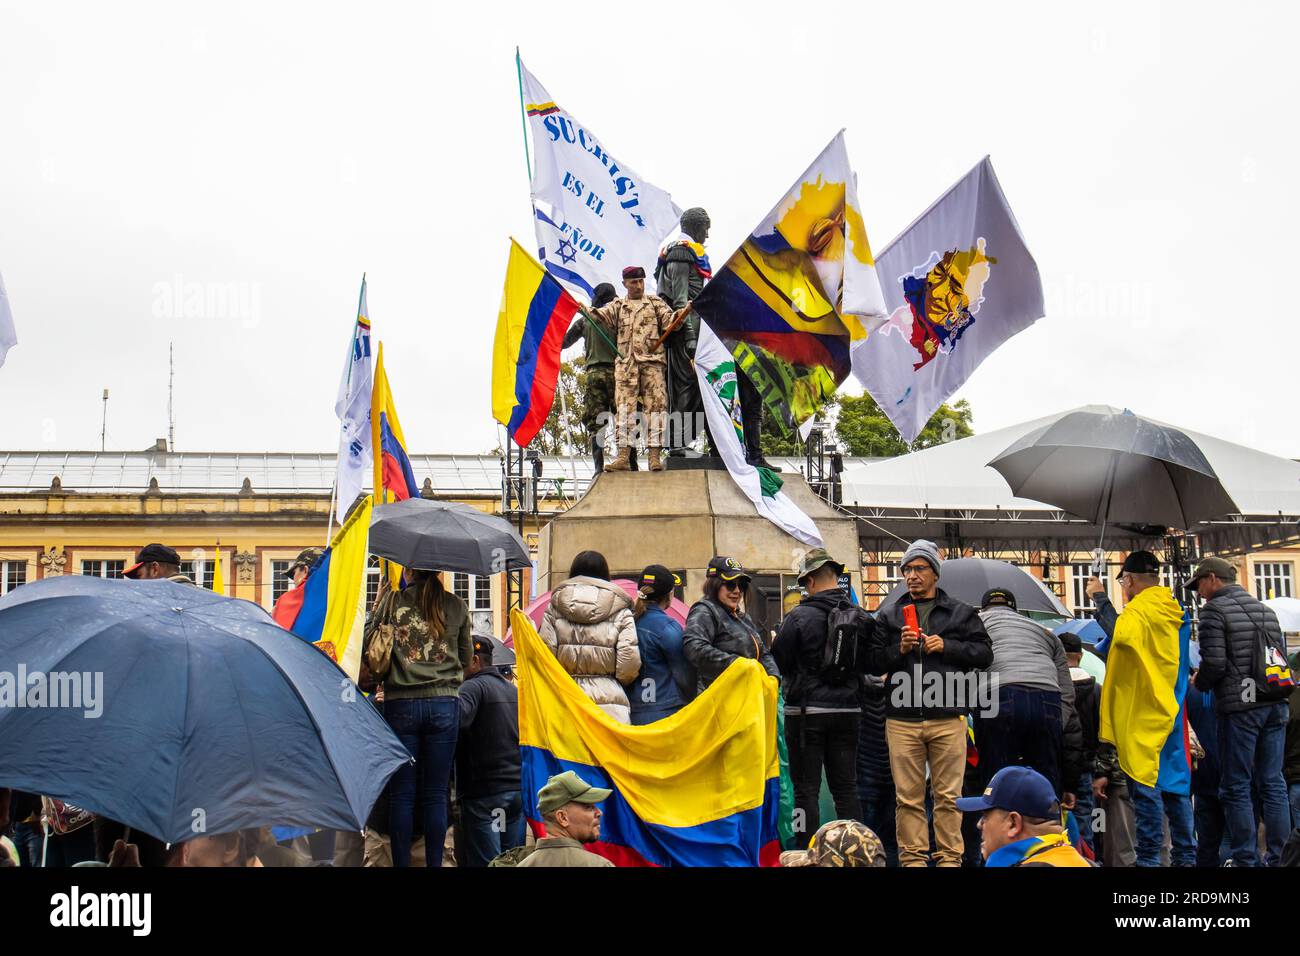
[535,470,860,631]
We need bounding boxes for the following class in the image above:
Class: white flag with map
[695,323,823,548]
[520,57,681,299]
[0,271,16,369]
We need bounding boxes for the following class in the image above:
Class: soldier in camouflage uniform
[778,819,886,867]
[561,282,629,473]
[589,265,678,472]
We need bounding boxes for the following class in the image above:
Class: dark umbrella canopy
[878,557,1070,617]
[987,409,1239,530]
[0,576,410,845]
[369,498,531,576]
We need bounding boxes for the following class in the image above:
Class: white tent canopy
[840,405,1300,554]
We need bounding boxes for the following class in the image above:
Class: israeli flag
[334,278,373,522]
[0,271,16,369]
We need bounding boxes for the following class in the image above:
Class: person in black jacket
[682,556,778,693]
[1061,631,1101,855]
[856,675,898,866]
[868,540,993,867]
[456,635,525,867]
[773,548,869,842]
[1189,557,1292,867]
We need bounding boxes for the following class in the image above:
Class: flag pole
[326,480,338,547]
[515,47,533,182]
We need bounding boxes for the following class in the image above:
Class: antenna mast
[101,388,109,452]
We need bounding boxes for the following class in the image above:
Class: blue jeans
[1074,772,1095,851]
[386,696,459,868]
[1290,782,1300,831]
[11,822,41,868]
[1194,791,1226,867]
[1218,702,1290,866]
[1131,782,1195,866]
[858,778,898,867]
[459,790,525,867]
[977,686,1063,793]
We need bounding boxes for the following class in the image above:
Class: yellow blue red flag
[491,240,582,448]
[691,132,886,437]
[513,608,781,866]
[1099,587,1192,794]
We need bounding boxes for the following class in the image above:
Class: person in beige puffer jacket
[539,551,641,723]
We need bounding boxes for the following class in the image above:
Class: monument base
[535,469,860,636]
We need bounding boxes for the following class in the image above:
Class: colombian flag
[1099,588,1192,794]
[513,609,781,867]
[370,342,419,505]
[271,494,373,683]
[492,240,582,448]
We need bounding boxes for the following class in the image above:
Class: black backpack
[821,603,872,684]
[1248,604,1296,703]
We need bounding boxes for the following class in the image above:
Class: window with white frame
[365,555,382,610]
[270,560,294,605]
[451,572,492,611]
[1,561,27,595]
[1254,562,1294,600]
[1071,563,1104,619]
[81,559,125,579]
[178,560,217,590]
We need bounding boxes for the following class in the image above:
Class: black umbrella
[878,557,1070,616]
[987,409,1239,532]
[369,498,531,576]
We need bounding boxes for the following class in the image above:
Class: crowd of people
[3,537,1299,869]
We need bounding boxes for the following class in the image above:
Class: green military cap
[797,548,844,584]
[537,771,612,815]
[1184,556,1237,591]
[284,547,324,578]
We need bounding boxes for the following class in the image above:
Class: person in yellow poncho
[1098,551,1195,867]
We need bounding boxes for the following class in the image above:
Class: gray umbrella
[369,499,531,576]
[987,409,1239,531]
[878,557,1070,616]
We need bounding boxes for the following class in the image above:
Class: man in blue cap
[956,766,1091,867]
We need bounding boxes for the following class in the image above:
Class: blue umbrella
[0,576,410,844]
[1052,617,1108,646]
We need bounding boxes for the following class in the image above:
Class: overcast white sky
[2,0,1295,459]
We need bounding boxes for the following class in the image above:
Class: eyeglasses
[901,563,932,576]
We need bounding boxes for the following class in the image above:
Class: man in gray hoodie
[976,588,1083,809]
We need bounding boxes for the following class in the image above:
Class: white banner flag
[695,323,823,548]
[520,58,681,299]
[850,157,1044,443]
[0,270,16,369]
[334,278,373,523]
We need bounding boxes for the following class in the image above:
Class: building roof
[840,404,1300,518]
[0,451,876,498]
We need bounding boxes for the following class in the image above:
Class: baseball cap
[1184,556,1237,591]
[981,587,1018,610]
[639,564,681,600]
[123,543,181,578]
[797,548,844,584]
[779,820,885,868]
[1058,631,1083,655]
[536,770,612,815]
[1116,550,1160,580]
[706,556,751,584]
[283,548,324,578]
[956,765,1060,818]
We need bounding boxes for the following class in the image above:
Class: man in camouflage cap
[588,265,682,473]
[779,819,886,867]
[516,771,615,868]
[285,547,324,588]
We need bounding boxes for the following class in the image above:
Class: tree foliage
[533,361,588,456]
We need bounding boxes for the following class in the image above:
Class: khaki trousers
[362,829,426,867]
[886,716,968,867]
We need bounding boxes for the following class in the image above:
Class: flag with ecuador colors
[492,240,582,448]
[271,494,373,683]
[513,608,782,867]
